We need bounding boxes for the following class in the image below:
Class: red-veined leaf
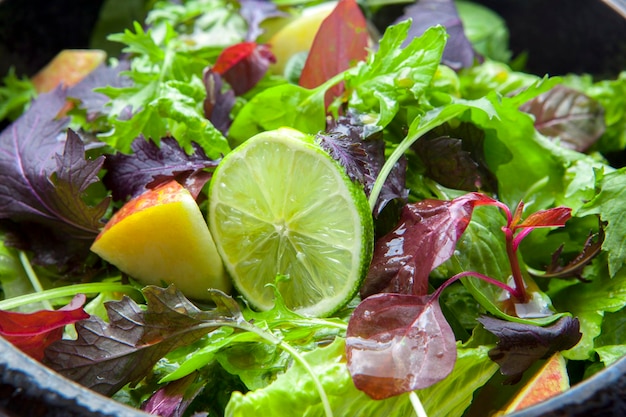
[520,85,605,152]
[361,192,498,297]
[346,293,457,399]
[0,294,89,361]
[298,0,368,106]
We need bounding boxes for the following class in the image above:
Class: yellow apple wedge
[267,1,337,74]
[32,49,107,93]
[91,180,230,300]
[500,352,570,414]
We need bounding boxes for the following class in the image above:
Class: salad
[1,0,626,416]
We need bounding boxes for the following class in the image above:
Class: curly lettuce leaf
[99,22,230,157]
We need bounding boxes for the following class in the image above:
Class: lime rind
[209,128,373,317]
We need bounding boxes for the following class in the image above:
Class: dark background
[0,0,625,77]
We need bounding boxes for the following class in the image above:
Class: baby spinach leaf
[346,293,457,399]
[229,83,326,143]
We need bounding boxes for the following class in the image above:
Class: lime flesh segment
[208,128,373,317]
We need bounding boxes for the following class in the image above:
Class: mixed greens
[1,0,626,416]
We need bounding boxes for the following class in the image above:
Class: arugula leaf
[103,136,219,201]
[0,294,88,361]
[0,67,36,122]
[345,23,447,128]
[478,315,581,383]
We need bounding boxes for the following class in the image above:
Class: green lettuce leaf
[578,168,626,276]
[551,257,626,360]
[225,337,497,417]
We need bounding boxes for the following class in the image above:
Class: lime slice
[208,128,373,317]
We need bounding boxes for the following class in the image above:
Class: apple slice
[91,181,230,300]
[267,2,337,74]
[32,49,107,93]
[501,352,570,413]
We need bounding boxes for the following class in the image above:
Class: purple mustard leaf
[239,0,287,41]
[414,122,497,192]
[0,88,69,222]
[0,88,108,238]
[394,0,480,70]
[142,373,204,417]
[346,292,457,399]
[477,315,582,384]
[520,85,605,152]
[203,69,236,135]
[361,192,498,298]
[103,136,220,202]
[67,60,131,117]
[318,113,408,216]
[45,286,241,396]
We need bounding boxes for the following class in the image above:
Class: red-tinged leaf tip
[0,294,89,361]
[346,293,457,399]
[516,207,572,229]
[299,0,369,106]
[213,42,275,95]
[512,206,572,251]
